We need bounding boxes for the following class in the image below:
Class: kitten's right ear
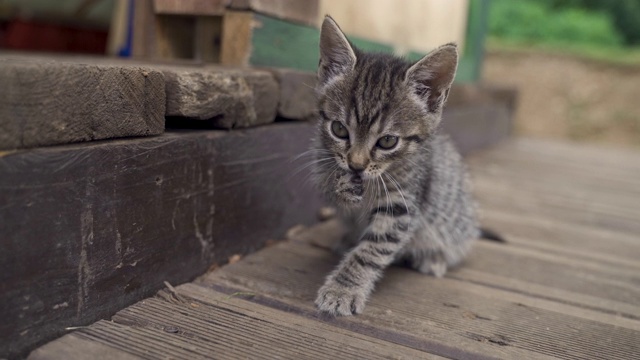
[318,15,356,86]
[405,43,458,114]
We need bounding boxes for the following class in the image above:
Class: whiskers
[356,175,380,223]
[288,148,335,186]
[379,173,391,216]
[384,173,409,214]
[292,148,332,162]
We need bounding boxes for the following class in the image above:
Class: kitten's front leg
[316,203,414,316]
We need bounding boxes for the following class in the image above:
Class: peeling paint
[193,211,208,259]
[171,199,181,230]
[77,185,94,317]
[52,302,69,310]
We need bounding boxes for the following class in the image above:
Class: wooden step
[1,53,517,153]
[0,122,322,358]
[27,138,640,360]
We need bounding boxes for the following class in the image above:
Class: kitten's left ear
[318,16,357,87]
[405,43,458,113]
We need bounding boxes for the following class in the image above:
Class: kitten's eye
[331,121,349,139]
[376,135,398,150]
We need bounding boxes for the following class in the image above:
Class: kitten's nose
[347,151,368,174]
[348,162,366,174]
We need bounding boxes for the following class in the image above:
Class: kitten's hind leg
[332,213,366,254]
[412,251,448,277]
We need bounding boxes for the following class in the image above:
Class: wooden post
[221,11,254,66]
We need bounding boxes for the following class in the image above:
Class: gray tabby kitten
[312,16,479,316]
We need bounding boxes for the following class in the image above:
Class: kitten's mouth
[334,173,364,206]
[349,174,364,195]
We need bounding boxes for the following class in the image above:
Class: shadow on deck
[30,138,640,359]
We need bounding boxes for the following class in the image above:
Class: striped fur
[312,16,479,316]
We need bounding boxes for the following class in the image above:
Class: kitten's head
[315,16,458,206]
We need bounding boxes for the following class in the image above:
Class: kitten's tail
[479,227,506,243]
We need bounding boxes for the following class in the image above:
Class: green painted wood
[463,0,491,82]
[250,14,393,72]
[250,12,488,83]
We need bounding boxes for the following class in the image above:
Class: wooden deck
[29,138,640,360]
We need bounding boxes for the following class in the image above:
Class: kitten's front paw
[315,281,366,316]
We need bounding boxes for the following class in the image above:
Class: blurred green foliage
[489,0,625,47]
[490,0,640,48]
[540,0,640,45]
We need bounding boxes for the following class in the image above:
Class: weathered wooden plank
[149,14,224,63]
[469,155,640,195]
[27,138,640,359]
[155,15,198,59]
[474,184,640,236]
[269,68,317,121]
[448,268,640,321]
[479,208,640,267]
[0,52,515,139]
[153,0,226,16]
[440,84,515,154]
[28,333,143,360]
[441,103,512,156]
[471,155,640,236]
[0,56,165,150]
[131,0,156,59]
[220,230,640,321]
[85,286,442,360]
[470,141,640,179]
[474,176,640,221]
[228,0,319,26]
[463,242,640,307]
[31,286,447,360]
[154,0,322,26]
[194,17,222,63]
[162,65,279,128]
[0,123,322,359]
[220,10,254,66]
[471,162,640,209]
[1,53,281,129]
[501,137,640,170]
[199,236,639,360]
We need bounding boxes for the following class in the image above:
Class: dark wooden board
[0,123,323,359]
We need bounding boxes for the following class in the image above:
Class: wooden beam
[154,15,196,59]
[153,0,226,16]
[194,16,222,62]
[220,10,254,66]
[0,123,323,359]
[131,0,156,58]
[229,0,319,26]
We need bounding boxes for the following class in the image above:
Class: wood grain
[198,238,639,360]
[229,0,319,26]
[27,138,640,359]
[220,11,254,66]
[153,0,226,16]
[2,123,323,359]
[0,57,165,150]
